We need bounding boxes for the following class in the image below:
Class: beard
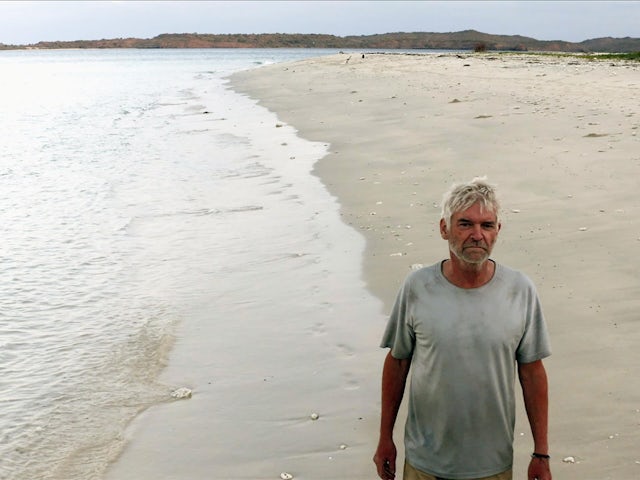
[449,240,491,265]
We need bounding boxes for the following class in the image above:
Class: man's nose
[470,224,484,240]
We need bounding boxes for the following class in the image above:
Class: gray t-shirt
[381,261,551,479]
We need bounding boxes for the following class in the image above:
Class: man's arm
[518,359,552,480]
[373,351,411,480]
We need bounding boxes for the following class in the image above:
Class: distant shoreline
[2,30,639,52]
[3,46,638,63]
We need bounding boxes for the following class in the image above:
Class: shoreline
[230,53,640,479]
[103,55,387,480]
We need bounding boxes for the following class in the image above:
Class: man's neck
[442,258,496,289]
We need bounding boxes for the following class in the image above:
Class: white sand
[231,52,640,479]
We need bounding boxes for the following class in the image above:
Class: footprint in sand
[310,321,326,336]
[342,371,360,391]
[336,343,355,358]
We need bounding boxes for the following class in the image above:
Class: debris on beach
[579,227,588,231]
[280,473,293,479]
[171,387,193,399]
[310,412,319,420]
[562,456,576,463]
[339,444,348,450]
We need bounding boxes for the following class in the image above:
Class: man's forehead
[452,203,498,221]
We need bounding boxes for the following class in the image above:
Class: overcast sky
[0,1,638,45]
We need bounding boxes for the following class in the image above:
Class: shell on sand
[170,387,193,399]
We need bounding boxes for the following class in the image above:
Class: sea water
[0,47,373,480]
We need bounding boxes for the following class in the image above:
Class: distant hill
[2,30,639,52]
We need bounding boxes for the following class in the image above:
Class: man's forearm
[379,352,411,438]
[518,360,549,453]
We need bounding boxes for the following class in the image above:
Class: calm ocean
[0,47,371,480]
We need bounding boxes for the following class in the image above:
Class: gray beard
[450,242,490,267]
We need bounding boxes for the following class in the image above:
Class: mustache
[463,241,488,250]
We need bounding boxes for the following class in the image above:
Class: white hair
[440,176,501,228]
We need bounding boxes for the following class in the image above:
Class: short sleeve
[380,275,416,359]
[516,282,551,363]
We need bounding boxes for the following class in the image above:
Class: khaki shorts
[403,460,512,480]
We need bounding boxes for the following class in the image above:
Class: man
[373,177,551,480]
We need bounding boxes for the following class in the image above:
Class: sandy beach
[230,52,640,479]
[107,52,639,480]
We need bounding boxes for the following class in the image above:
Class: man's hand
[528,457,552,480]
[373,438,397,480]
[374,352,410,480]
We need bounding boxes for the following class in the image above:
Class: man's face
[440,202,501,265]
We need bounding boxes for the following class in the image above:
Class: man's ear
[439,218,449,239]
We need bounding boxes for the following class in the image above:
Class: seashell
[562,456,576,463]
[339,444,348,450]
[171,387,192,399]
[310,413,319,420]
[280,473,293,480]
